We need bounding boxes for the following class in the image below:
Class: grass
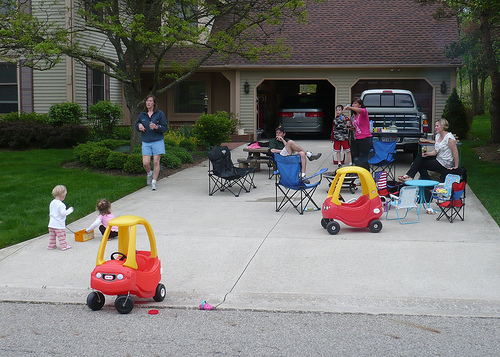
[0,149,144,249]
[460,114,500,225]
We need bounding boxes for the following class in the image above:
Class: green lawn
[460,114,500,225]
[0,149,144,249]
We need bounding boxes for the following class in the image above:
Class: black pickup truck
[360,89,430,153]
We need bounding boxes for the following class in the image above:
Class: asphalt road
[1,302,498,356]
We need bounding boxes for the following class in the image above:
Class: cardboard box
[75,229,94,242]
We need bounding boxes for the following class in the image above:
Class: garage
[256,79,335,139]
[352,79,433,123]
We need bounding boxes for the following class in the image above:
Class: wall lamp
[244,81,250,95]
[440,80,447,94]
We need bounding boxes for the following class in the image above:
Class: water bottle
[369,120,373,133]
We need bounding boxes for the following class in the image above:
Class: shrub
[160,151,182,169]
[74,142,102,165]
[114,125,132,140]
[179,137,196,152]
[164,136,178,147]
[88,101,123,139]
[167,145,193,164]
[442,88,470,140]
[47,102,83,126]
[0,121,88,149]
[131,144,142,155]
[193,111,233,149]
[106,151,128,170]
[99,139,130,150]
[90,146,112,168]
[123,154,144,173]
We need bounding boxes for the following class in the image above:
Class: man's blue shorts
[142,140,165,156]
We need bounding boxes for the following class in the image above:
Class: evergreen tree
[442,88,470,139]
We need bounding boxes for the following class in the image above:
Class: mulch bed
[472,143,500,163]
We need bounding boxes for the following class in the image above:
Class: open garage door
[352,79,433,123]
[257,79,335,139]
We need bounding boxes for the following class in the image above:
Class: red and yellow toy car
[322,166,383,235]
[86,215,166,314]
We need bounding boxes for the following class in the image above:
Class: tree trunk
[479,11,500,143]
[479,75,486,115]
[490,71,500,143]
[471,73,479,115]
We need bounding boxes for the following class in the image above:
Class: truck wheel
[115,295,134,314]
[326,221,340,235]
[87,291,105,311]
[153,283,166,302]
[369,220,383,233]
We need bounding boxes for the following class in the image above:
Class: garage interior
[256,79,335,139]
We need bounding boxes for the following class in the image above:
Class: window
[92,70,105,104]
[174,80,205,113]
[364,93,414,108]
[0,63,18,113]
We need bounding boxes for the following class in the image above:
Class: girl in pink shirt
[343,98,373,170]
[85,199,118,238]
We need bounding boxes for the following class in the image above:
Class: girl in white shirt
[48,185,73,250]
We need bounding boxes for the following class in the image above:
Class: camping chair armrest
[389,193,399,201]
[303,168,328,181]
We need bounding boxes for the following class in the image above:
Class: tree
[0,0,307,145]
[415,0,500,143]
[442,88,470,139]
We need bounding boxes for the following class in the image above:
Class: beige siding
[238,68,457,137]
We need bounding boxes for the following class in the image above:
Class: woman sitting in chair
[398,119,459,182]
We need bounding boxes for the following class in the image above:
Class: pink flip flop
[199,301,214,310]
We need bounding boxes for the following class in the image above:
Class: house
[2,0,460,142]
[0,0,123,116]
[138,0,461,140]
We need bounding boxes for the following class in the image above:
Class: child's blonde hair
[52,185,67,198]
[96,198,112,215]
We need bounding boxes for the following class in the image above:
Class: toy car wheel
[326,221,340,235]
[321,218,331,229]
[350,185,357,194]
[86,291,105,311]
[115,295,134,314]
[369,220,383,233]
[110,252,127,261]
[153,283,166,302]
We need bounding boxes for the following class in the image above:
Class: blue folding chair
[274,154,327,214]
[369,140,397,182]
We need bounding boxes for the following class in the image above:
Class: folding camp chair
[274,154,327,214]
[432,174,460,201]
[368,140,397,181]
[434,181,466,223]
[207,145,256,197]
[386,185,420,224]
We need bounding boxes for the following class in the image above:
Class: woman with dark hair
[135,95,168,191]
[398,118,460,182]
[343,97,373,170]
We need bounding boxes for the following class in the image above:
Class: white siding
[31,0,122,114]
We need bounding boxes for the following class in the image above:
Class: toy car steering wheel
[110,252,127,261]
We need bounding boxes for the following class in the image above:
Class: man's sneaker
[146,173,153,185]
[151,182,157,191]
[308,152,322,161]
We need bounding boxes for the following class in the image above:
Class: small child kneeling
[85,199,118,238]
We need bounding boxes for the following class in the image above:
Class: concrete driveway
[0,140,498,317]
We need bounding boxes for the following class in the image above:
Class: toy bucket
[75,229,94,242]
